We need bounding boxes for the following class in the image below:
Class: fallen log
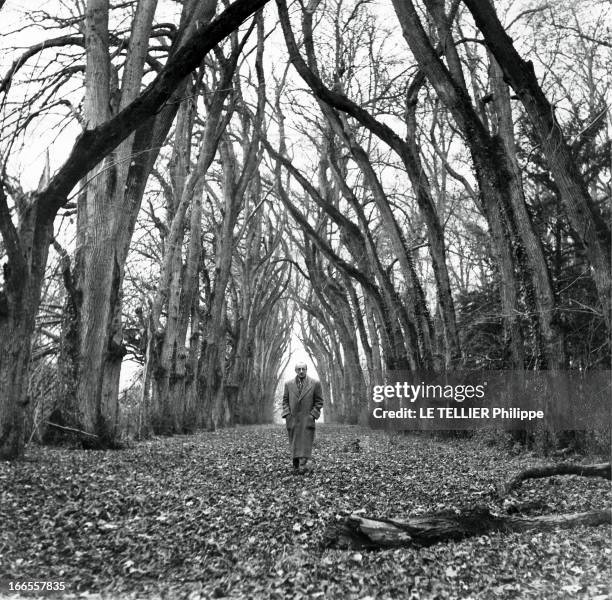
[329,507,611,549]
[500,462,611,496]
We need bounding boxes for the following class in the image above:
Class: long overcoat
[282,376,324,458]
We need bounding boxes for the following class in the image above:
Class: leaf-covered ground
[1,424,610,599]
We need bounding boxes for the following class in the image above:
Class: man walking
[282,362,324,473]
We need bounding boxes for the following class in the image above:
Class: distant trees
[0,0,608,457]
[268,0,608,419]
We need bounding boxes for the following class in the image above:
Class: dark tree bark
[329,507,611,549]
[0,190,53,458]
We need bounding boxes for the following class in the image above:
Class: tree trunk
[364,295,383,388]
[97,0,160,418]
[68,0,118,444]
[202,28,265,428]
[423,0,528,369]
[488,53,563,369]
[391,0,525,367]
[58,0,223,444]
[0,200,53,458]
[57,0,156,444]
[463,0,611,329]
[405,86,461,368]
[329,507,611,549]
[0,302,36,458]
[303,6,432,369]
[0,0,269,458]
[341,134,434,369]
[275,0,460,368]
[203,174,240,428]
[146,89,197,434]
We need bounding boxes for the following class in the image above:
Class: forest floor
[1,424,610,600]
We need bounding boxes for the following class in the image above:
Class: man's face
[295,364,307,379]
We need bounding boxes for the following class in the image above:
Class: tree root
[499,462,611,496]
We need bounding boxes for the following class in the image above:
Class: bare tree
[463,0,611,329]
[275,0,462,368]
[0,0,269,458]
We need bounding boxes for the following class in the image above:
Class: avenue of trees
[0,0,609,458]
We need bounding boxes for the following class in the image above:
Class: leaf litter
[0,424,609,599]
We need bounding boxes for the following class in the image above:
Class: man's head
[295,362,307,379]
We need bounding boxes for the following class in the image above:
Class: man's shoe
[298,458,311,474]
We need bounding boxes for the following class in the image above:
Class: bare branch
[36,0,271,223]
